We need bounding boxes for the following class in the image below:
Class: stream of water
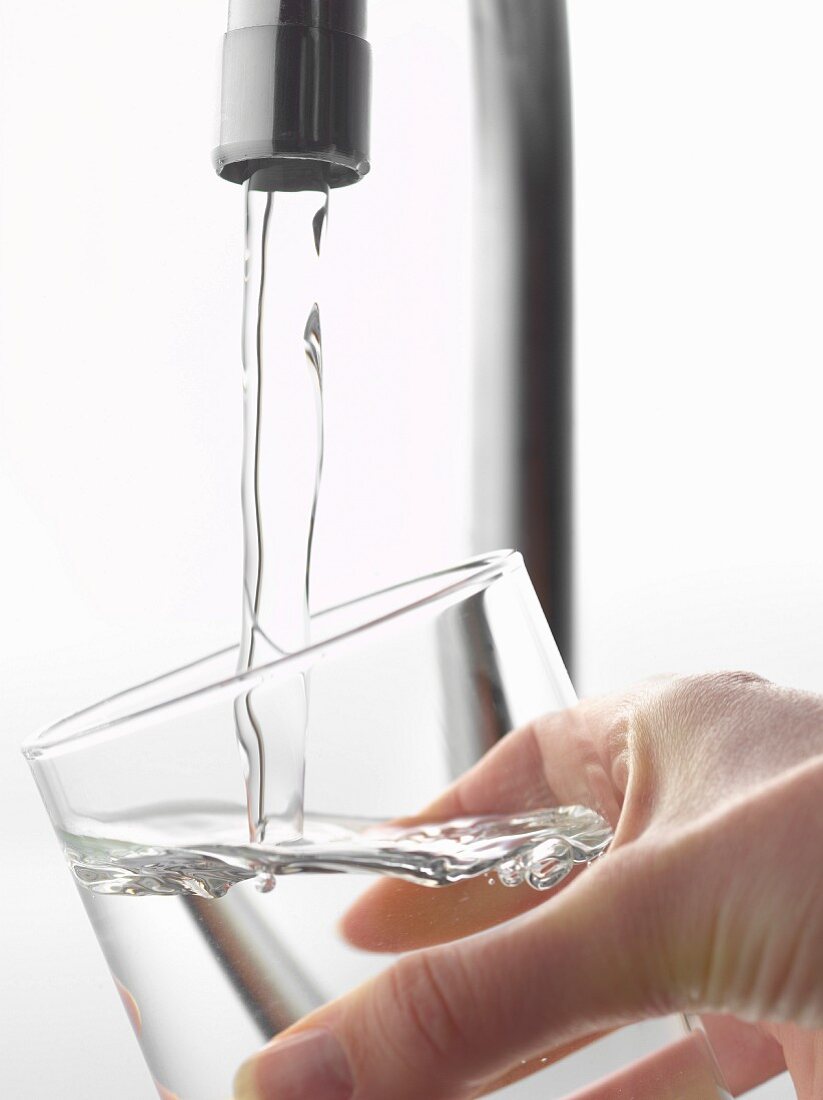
[234,179,328,844]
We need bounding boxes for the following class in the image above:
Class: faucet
[214,0,371,192]
[212,0,573,670]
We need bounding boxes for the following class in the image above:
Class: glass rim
[23,550,523,759]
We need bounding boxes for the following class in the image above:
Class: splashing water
[63,806,613,899]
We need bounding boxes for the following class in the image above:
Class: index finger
[425,691,628,825]
[341,693,631,953]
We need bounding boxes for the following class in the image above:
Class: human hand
[234,673,823,1099]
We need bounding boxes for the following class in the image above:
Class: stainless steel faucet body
[472,0,574,670]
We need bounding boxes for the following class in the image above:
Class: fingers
[340,692,636,955]
[423,695,629,829]
[235,847,671,1100]
[477,1030,612,1096]
[559,1032,725,1100]
[559,1017,785,1100]
[447,1015,781,1100]
[114,976,142,1036]
[699,1015,785,1096]
[339,873,559,954]
[339,715,578,953]
[460,1015,780,1098]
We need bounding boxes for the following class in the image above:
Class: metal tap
[214,0,371,191]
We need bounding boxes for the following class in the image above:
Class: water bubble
[523,838,574,891]
[496,857,525,888]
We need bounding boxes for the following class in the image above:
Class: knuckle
[533,697,636,812]
[632,670,770,756]
[669,670,770,711]
[699,670,770,697]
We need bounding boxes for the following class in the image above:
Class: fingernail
[234,1028,353,1100]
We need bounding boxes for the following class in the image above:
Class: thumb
[234,848,672,1100]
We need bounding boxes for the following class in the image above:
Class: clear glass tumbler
[23,552,729,1099]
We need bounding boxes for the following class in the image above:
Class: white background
[1,1,820,1096]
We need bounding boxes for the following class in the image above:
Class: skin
[238,672,823,1098]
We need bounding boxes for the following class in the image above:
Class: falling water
[234,178,329,843]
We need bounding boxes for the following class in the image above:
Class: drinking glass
[23,552,729,1099]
